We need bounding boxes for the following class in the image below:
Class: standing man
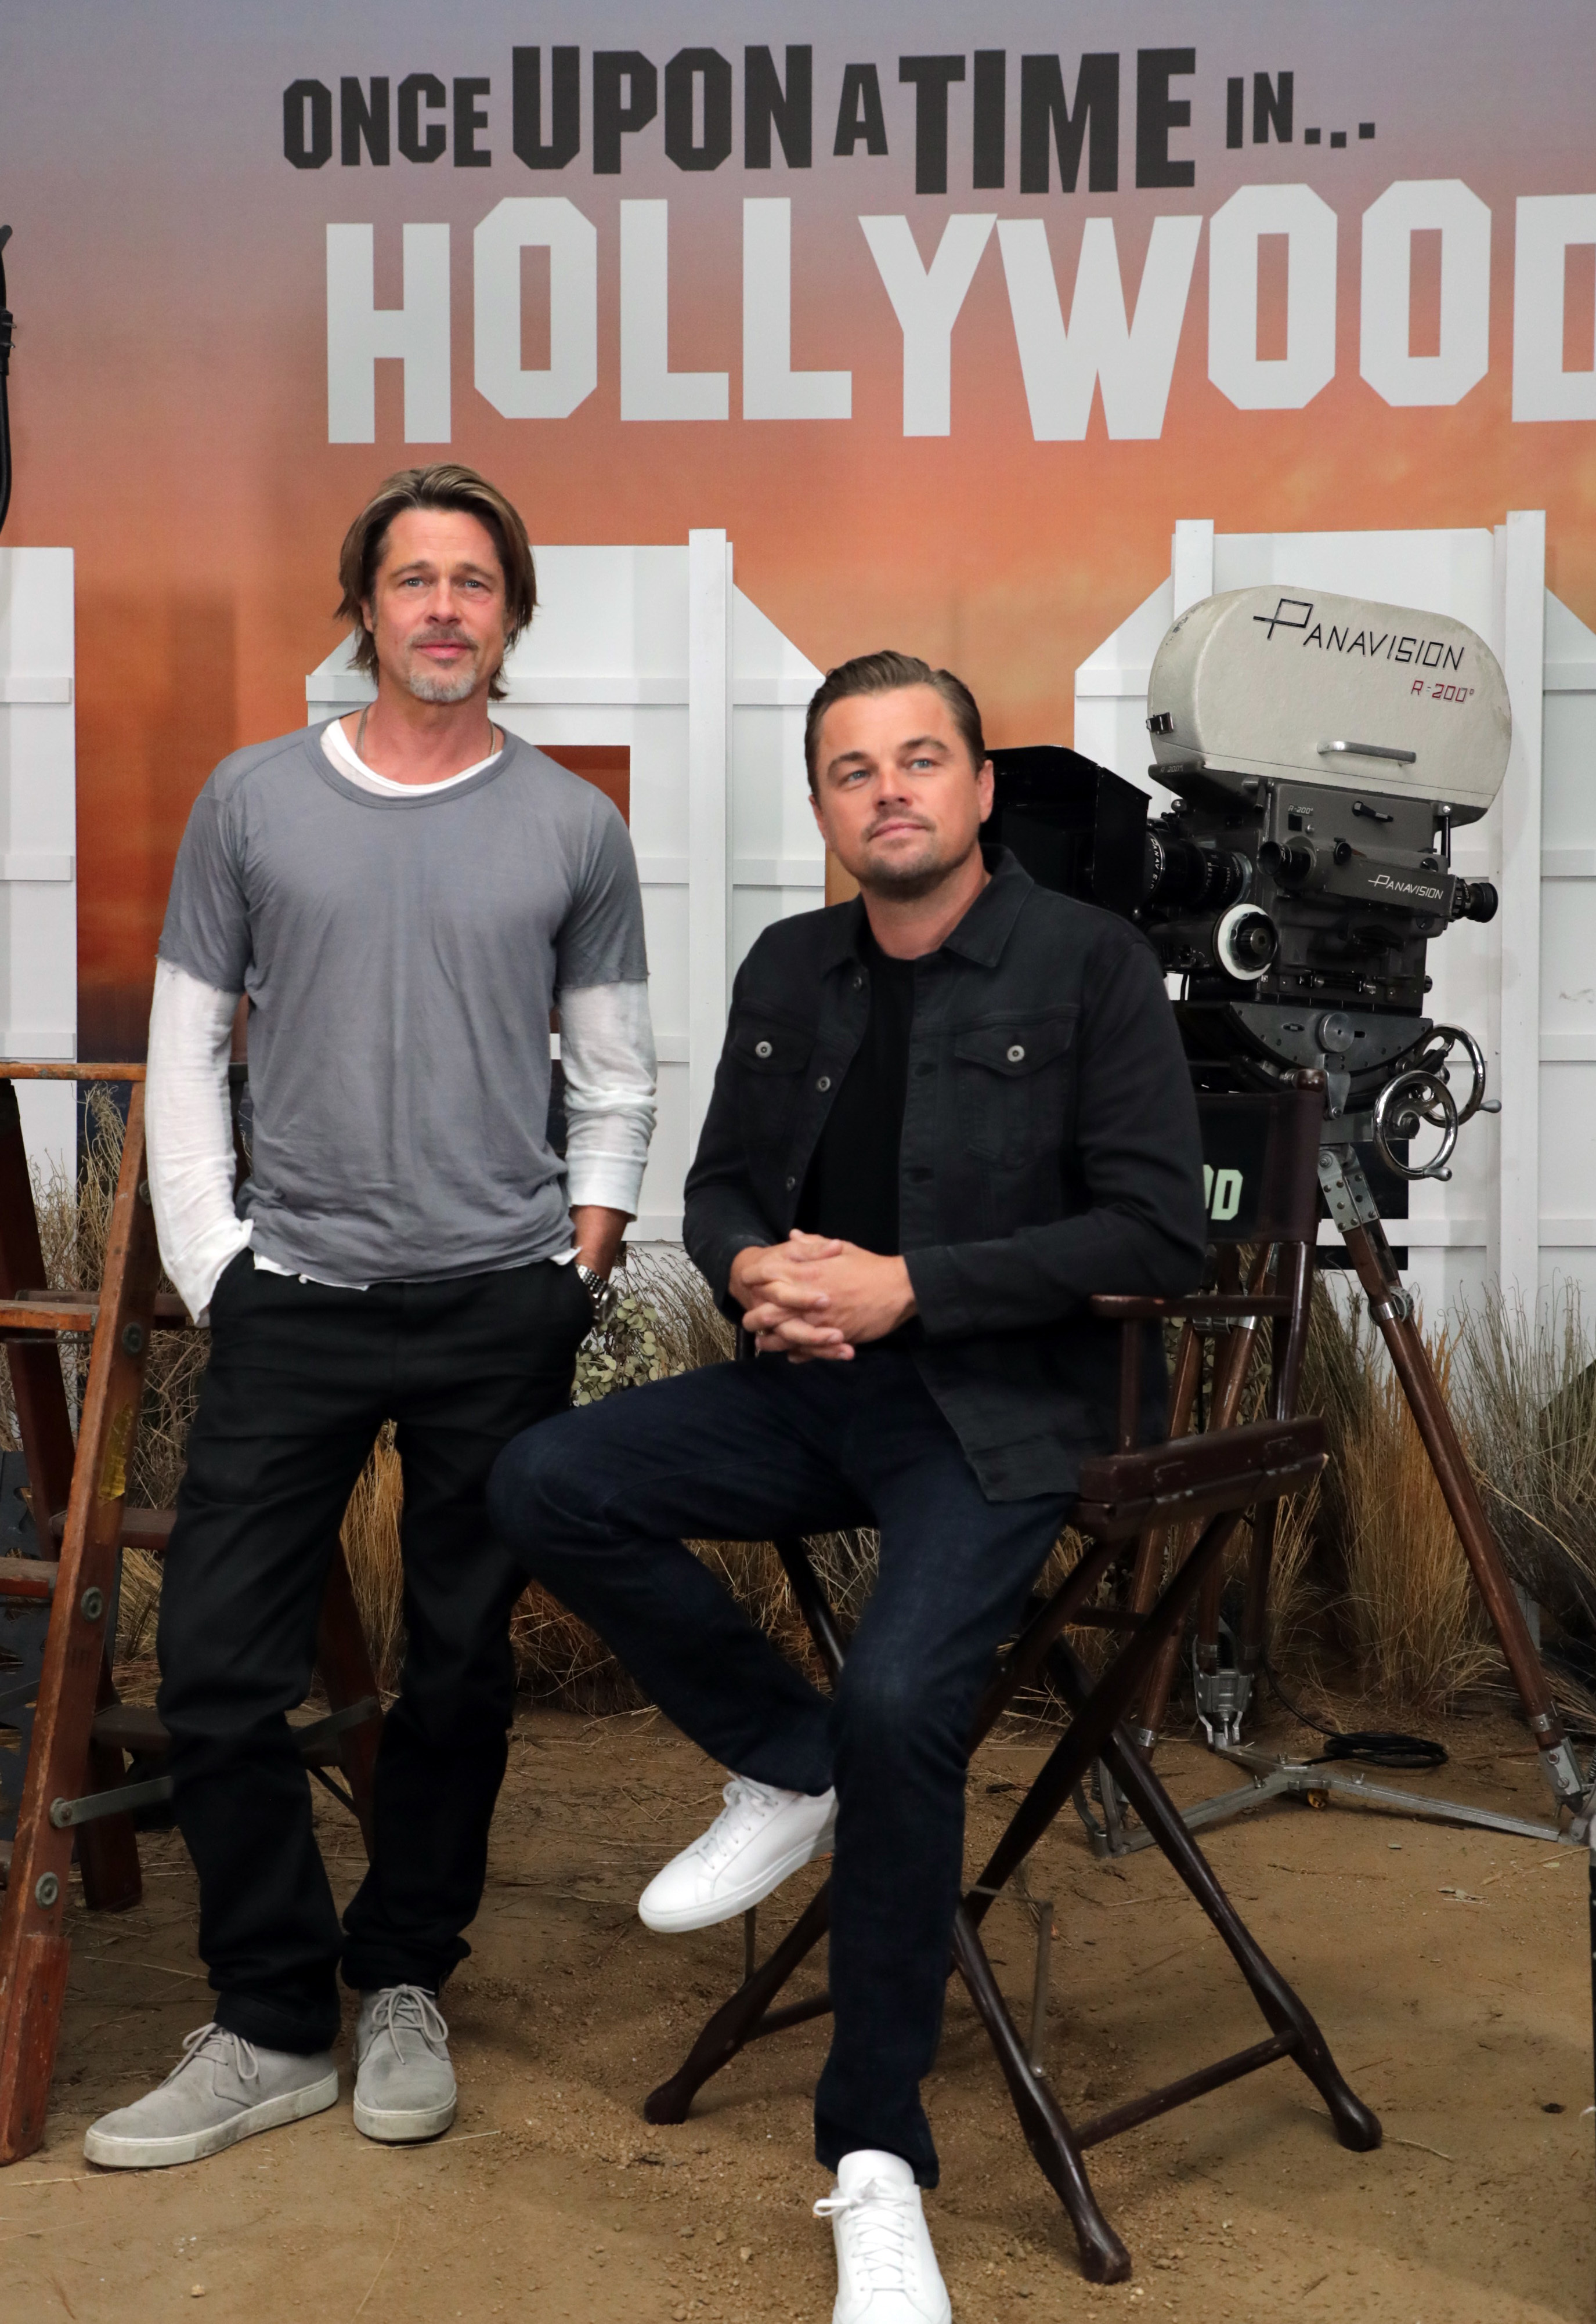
[488,652,1205,2323]
[85,464,656,2168]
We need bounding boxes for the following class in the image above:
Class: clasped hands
[728,1231,917,1360]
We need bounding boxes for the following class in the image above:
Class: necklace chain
[348,702,499,774]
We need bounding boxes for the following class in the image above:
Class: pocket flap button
[1006,1043,1026,1063]
[817,1075,831,1091]
[754,1040,773,1059]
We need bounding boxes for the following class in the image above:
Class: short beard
[855,831,971,902]
[405,657,482,706]
[857,859,955,902]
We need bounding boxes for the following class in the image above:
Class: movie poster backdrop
[1,3,1591,1051]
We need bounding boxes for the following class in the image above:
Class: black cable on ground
[1262,1649,1448,1773]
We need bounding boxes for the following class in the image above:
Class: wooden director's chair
[642,1079,1378,2285]
[0,1064,383,2165]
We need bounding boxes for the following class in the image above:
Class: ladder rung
[0,1553,54,1599]
[90,1704,167,1755]
[0,1289,190,1335]
[0,1061,147,1082]
[48,1507,176,1554]
[90,1694,381,1771]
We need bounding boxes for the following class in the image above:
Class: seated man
[488,650,1205,2323]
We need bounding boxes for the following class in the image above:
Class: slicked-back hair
[803,650,987,791]
[335,464,536,702]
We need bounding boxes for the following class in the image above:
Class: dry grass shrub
[1259,1281,1498,1715]
[1337,1315,1495,1709]
[1457,1289,1596,1624]
[342,1424,405,1693]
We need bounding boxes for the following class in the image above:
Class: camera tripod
[1088,1120,1595,1858]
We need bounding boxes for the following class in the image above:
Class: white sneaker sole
[352,2088,458,2144]
[83,2068,339,2170]
[640,1821,836,1934]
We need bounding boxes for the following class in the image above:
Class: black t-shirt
[795,927,916,1256]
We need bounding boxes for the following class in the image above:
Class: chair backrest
[1196,1082,1324,1249]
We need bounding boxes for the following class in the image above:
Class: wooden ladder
[0,1064,382,2163]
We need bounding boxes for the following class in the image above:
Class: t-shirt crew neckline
[324,714,504,796]
[309,717,512,808]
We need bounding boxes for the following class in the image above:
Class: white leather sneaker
[352,1984,457,2142]
[815,2150,952,2324]
[637,1776,837,1933]
[84,2023,338,2168]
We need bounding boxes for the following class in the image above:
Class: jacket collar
[816,844,1033,974]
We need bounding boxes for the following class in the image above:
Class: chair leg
[949,1906,1132,2284]
[1123,1328,1201,1749]
[643,1882,832,2125]
[1051,1645,1381,2157]
[968,1510,1248,1925]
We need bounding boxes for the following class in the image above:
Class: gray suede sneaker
[84,2023,338,2168]
[352,1985,457,2142]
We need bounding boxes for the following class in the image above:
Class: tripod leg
[1191,1272,1270,1722]
[1122,1330,1200,1752]
[1140,1253,1276,1753]
[1132,1557,1191,1755]
[1333,1182,1583,1812]
[1238,1497,1281,1687]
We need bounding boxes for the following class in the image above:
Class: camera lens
[1143,831,1250,911]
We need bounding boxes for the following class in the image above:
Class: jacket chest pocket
[952,1012,1079,1165]
[731,1017,815,1150]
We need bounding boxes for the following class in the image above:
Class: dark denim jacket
[684,847,1208,1501]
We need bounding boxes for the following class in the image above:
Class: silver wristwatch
[574,1262,618,1327]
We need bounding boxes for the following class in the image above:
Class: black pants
[157,1250,593,2054]
[486,1348,1068,2186]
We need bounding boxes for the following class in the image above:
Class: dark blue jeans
[487,1347,1068,2185]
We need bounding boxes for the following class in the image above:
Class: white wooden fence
[0,548,77,1175]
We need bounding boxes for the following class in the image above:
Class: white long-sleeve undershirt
[146,962,658,1321]
[145,962,252,1324]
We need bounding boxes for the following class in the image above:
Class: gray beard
[405,659,482,706]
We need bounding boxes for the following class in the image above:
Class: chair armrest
[1089,1293,1297,1322]
[1074,1416,1326,1543]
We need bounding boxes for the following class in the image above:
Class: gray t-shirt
[158,722,648,1284]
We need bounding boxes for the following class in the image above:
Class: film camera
[990,585,1509,1179]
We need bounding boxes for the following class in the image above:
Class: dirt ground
[3,1698,1593,2324]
